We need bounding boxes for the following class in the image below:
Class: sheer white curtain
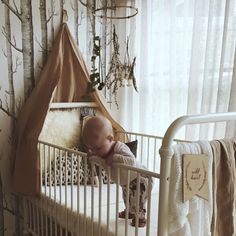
[114,0,236,140]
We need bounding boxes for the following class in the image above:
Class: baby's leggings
[121,176,152,219]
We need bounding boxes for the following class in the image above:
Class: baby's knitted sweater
[106,141,146,186]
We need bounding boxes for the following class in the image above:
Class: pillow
[43,149,98,186]
[49,141,138,185]
[125,140,138,157]
[39,110,81,148]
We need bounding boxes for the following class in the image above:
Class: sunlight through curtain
[114,0,236,140]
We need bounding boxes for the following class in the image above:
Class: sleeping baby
[82,115,152,227]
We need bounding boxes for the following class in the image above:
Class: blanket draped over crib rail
[13,23,124,196]
[168,139,236,236]
[158,112,236,235]
[210,139,236,236]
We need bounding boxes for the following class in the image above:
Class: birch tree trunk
[86,0,96,68]
[5,0,15,132]
[101,0,107,93]
[60,0,64,25]
[21,0,35,100]
[74,0,79,45]
[39,0,48,66]
[50,0,55,42]
[5,3,20,235]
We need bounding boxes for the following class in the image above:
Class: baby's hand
[87,149,96,158]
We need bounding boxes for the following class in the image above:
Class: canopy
[13,23,124,196]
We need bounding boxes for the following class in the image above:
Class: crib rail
[158,112,236,236]
[21,113,236,236]
[23,138,160,236]
[116,131,188,174]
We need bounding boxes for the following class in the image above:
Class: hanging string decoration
[86,26,138,108]
[123,38,138,91]
[105,26,138,108]
[86,36,106,93]
[85,2,139,108]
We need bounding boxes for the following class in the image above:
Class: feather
[129,57,138,92]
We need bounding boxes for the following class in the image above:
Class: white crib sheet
[40,182,159,236]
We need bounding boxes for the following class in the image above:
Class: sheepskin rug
[39,109,81,148]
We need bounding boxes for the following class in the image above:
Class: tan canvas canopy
[13,23,124,196]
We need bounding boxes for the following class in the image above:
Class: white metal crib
[22,131,185,236]
[22,112,236,236]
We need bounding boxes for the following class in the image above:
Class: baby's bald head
[82,116,113,148]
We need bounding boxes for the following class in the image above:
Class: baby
[82,115,152,227]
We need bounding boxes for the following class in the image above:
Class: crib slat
[23,197,27,234]
[84,157,87,235]
[65,151,68,236]
[106,167,111,236]
[147,138,150,169]
[59,150,63,236]
[25,198,28,232]
[135,173,141,236]
[33,200,36,233]
[91,161,95,236]
[27,198,31,233]
[140,136,144,163]
[38,145,41,235]
[54,148,57,236]
[146,176,152,236]
[36,145,39,235]
[36,204,40,235]
[45,146,49,236]
[125,170,131,236]
[77,155,81,236]
[153,139,157,172]
[36,144,40,235]
[30,199,33,232]
[28,200,32,232]
[44,145,48,236]
[98,165,102,236]
[115,167,120,236]
[40,144,44,236]
[71,153,74,236]
[128,133,131,142]
[49,146,53,236]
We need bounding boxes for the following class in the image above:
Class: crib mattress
[39,183,159,236]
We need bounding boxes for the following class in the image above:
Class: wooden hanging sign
[182,154,208,202]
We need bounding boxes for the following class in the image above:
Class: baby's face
[88,136,113,158]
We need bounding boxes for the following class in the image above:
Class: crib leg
[158,149,173,236]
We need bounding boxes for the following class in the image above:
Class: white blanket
[168,141,213,236]
[41,183,159,236]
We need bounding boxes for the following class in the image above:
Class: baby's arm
[105,152,134,168]
[87,149,95,158]
[111,142,136,166]
[112,153,135,166]
[86,150,106,168]
[85,149,99,162]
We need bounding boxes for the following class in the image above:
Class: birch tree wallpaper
[0,0,102,234]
